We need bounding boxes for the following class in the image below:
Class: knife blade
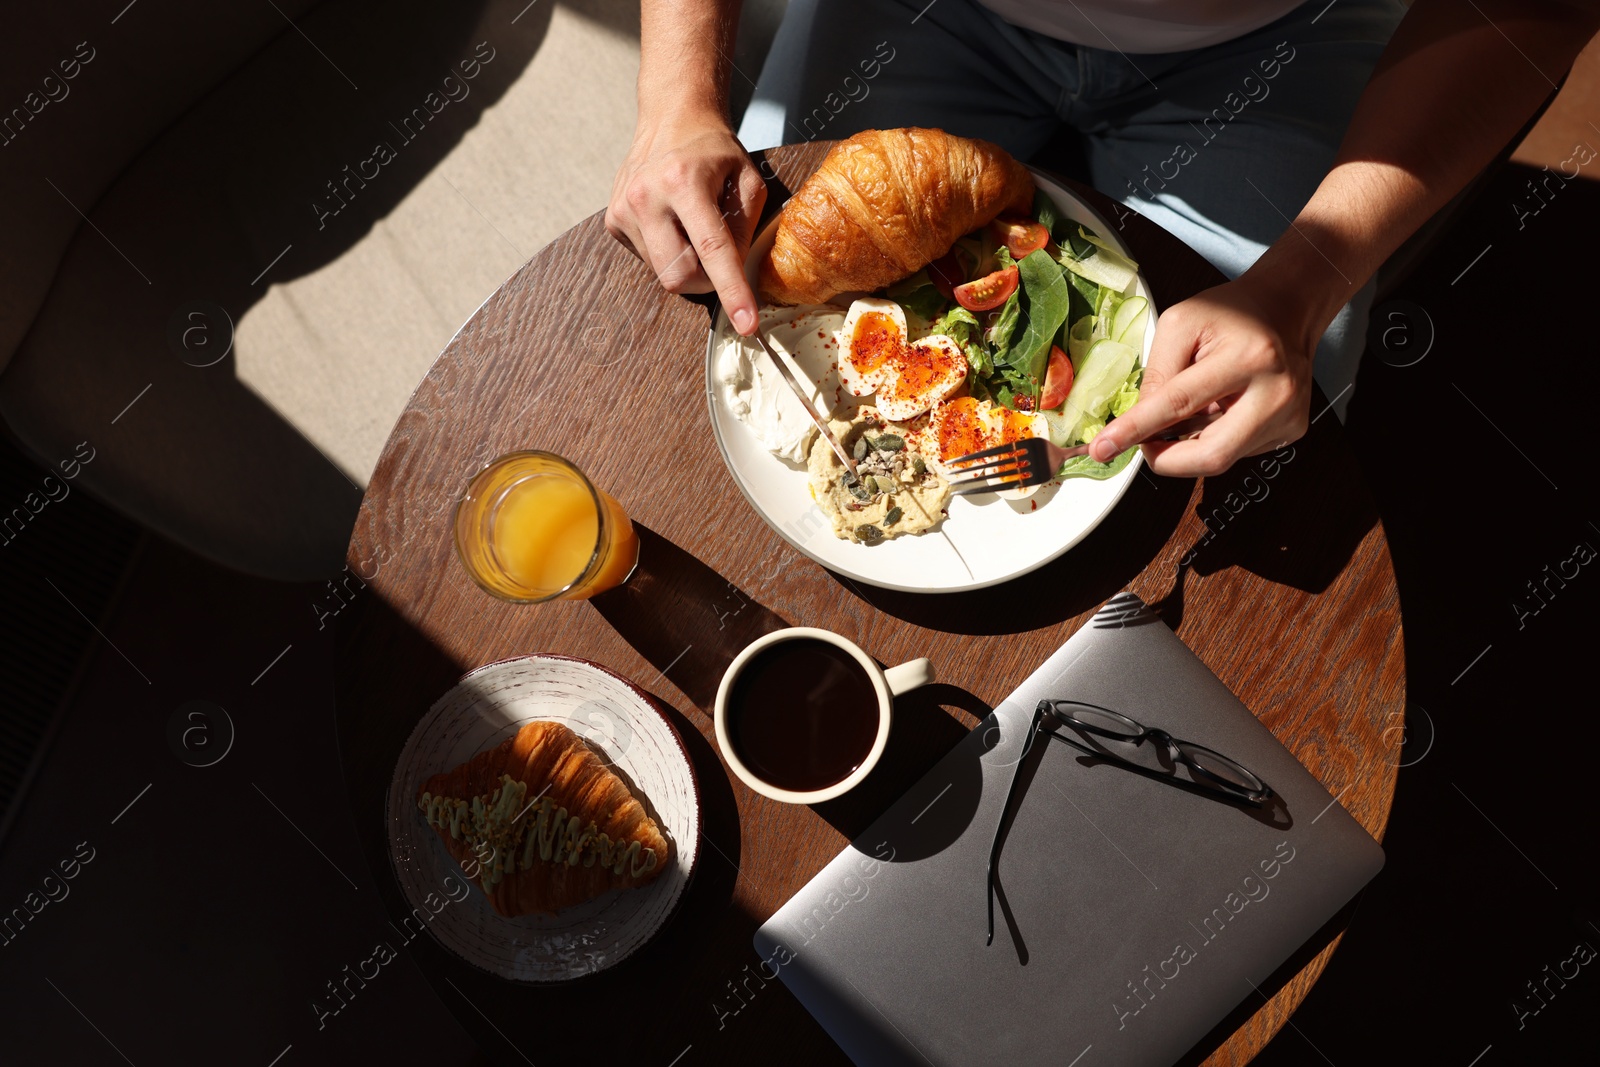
[752,330,860,481]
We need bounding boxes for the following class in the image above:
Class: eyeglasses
[985,699,1272,944]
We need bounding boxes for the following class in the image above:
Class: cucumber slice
[1054,339,1139,445]
[1112,295,1149,349]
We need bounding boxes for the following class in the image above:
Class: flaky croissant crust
[759,128,1035,306]
[416,720,669,917]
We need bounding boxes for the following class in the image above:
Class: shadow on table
[590,523,793,711]
[1172,411,1376,592]
[1137,397,1378,633]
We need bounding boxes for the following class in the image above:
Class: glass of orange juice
[453,451,640,602]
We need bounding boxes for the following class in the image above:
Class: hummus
[809,411,950,544]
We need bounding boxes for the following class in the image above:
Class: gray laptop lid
[754,593,1384,1067]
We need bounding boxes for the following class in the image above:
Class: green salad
[882,189,1148,479]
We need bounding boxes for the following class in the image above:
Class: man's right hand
[604,113,768,335]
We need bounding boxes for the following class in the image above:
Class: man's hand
[1088,278,1317,477]
[1091,0,1600,478]
[605,114,768,335]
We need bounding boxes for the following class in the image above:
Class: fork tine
[947,441,1024,466]
[949,455,1031,477]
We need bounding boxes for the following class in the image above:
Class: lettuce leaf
[933,305,980,343]
[1110,365,1142,418]
[1056,446,1138,481]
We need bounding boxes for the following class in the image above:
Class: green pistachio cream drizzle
[418,773,658,887]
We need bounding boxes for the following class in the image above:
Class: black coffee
[726,638,880,793]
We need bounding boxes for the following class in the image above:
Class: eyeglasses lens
[1177,743,1261,792]
[1059,703,1143,740]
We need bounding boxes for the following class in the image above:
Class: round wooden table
[335,142,1404,1067]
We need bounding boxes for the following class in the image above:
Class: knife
[752,330,860,481]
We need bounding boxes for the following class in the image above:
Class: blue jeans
[738,0,1407,420]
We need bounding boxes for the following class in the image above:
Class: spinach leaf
[1033,190,1061,237]
[1058,228,1096,260]
[1067,272,1099,328]
[1009,249,1074,387]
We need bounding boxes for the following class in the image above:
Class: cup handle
[884,658,935,697]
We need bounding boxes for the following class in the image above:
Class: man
[606,0,1597,476]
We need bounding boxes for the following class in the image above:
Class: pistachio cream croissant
[416,720,669,916]
[758,127,1035,306]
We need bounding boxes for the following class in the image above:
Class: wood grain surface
[334,141,1404,1067]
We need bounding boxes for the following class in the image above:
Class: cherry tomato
[989,216,1050,260]
[953,265,1019,312]
[1040,345,1074,410]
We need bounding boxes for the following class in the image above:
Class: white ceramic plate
[705,168,1155,593]
[385,655,700,983]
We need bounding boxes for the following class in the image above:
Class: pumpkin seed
[883,506,903,527]
[874,475,898,494]
[911,454,926,477]
[852,435,870,462]
[855,523,884,544]
[846,476,872,502]
[874,433,905,452]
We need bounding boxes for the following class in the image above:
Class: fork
[947,437,1085,495]
[946,412,1221,495]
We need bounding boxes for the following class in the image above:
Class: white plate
[705,168,1155,593]
[385,655,700,983]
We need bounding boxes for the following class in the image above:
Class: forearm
[1244,0,1599,342]
[639,0,742,127]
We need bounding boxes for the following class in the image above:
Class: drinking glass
[453,450,639,602]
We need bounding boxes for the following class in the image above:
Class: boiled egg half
[837,298,968,422]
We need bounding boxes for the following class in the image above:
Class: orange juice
[494,476,597,591]
[454,451,639,602]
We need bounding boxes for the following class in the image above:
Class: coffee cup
[714,627,934,803]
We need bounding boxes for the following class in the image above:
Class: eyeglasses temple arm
[987,706,1045,946]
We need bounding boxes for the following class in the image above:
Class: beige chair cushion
[0,0,642,579]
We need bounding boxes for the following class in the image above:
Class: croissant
[759,127,1035,306]
[416,720,669,916]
